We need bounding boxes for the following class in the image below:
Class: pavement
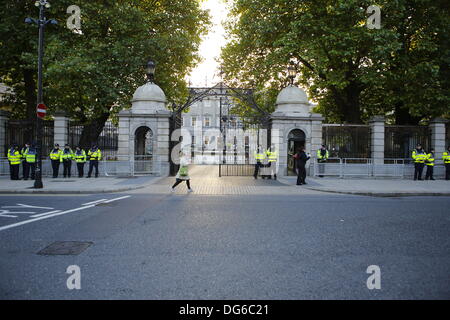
[0,165,449,196]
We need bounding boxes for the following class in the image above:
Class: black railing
[4,120,54,156]
[322,124,371,158]
[385,125,431,158]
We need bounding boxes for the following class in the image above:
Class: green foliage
[220,0,449,124]
[0,0,210,123]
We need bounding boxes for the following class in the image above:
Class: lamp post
[287,61,297,86]
[146,60,156,83]
[25,0,57,189]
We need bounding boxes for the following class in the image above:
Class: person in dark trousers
[294,147,310,185]
[21,142,30,180]
[425,148,435,180]
[49,144,62,178]
[60,144,74,178]
[23,144,37,180]
[443,146,450,180]
[317,144,329,177]
[412,144,427,181]
[74,146,86,178]
[171,153,193,192]
[87,145,102,178]
[253,147,265,179]
[7,144,21,180]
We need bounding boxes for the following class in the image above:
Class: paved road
[0,188,449,299]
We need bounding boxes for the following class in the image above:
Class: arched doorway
[134,126,153,160]
[287,129,306,175]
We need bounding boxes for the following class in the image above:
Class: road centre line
[30,210,62,218]
[82,199,107,206]
[102,196,131,203]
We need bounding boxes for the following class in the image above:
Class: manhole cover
[38,241,93,255]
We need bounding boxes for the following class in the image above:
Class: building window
[204,117,210,127]
[191,116,197,127]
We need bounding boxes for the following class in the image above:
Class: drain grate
[38,241,93,255]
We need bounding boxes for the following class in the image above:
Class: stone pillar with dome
[117,80,171,176]
[270,85,324,177]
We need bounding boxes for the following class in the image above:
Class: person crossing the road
[425,148,435,181]
[317,144,329,177]
[7,144,21,180]
[253,147,266,179]
[49,144,62,178]
[443,146,450,180]
[74,146,87,178]
[412,144,427,181]
[87,145,102,178]
[23,144,37,180]
[171,152,193,192]
[60,144,74,178]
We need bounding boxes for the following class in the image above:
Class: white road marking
[1,204,54,210]
[102,196,131,203]
[82,199,107,206]
[30,210,62,218]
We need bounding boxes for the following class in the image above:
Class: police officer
[294,147,310,185]
[87,144,102,178]
[60,144,74,178]
[266,145,278,180]
[412,144,427,181]
[23,144,37,180]
[424,148,435,180]
[443,146,450,180]
[253,147,265,179]
[49,144,62,178]
[74,146,87,178]
[317,144,329,178]
[7,144,21,180]
[21,142,30,180]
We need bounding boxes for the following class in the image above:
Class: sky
[188,0,229,87]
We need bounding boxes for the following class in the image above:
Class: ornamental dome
[132,82,166,103]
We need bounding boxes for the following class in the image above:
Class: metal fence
[322,124,371,158]
[68,121,118,159]
[4,120,54,156]
[311,157,447,178]
[385,125,431,158]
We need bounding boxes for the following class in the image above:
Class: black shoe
[431,178,435,180]
[302,182,307,185]
[296,183,302,185]
[86,176,91,178]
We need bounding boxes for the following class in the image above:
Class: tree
[220,0,449,124]
[0,0,210,148]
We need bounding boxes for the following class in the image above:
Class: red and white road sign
[37,103,47,118]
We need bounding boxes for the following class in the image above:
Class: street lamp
[146,60,156,83]
[25,0,57,189]
[287,61,296,86]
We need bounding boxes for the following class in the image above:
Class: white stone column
[369,116,385,164]
[53,112,68,147]
[0,110,9,156]
[156,114,171,176]
[429,118,447,162]
[117,111,131,161]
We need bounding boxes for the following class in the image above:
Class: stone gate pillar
[270,85,324,177]
[369,116,385,165]
[118,81,170,176]
[0,110,9,156]
[429,118,447,162]
[53,112,68,147]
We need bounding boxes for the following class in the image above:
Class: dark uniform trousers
[51,160,60,178]
[425,166,434,180]
[88,160,99,178]
[253,161,261,178]
[77,163,85,177]
[23,163,36,180]
[62,160,72,178]
[22,161,28,179]
[296,165,306,185]
[10,164,20,180]
[445,164,450,180]
[414,163,424,180]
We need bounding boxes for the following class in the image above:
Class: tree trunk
[394,103,421,125]
[78,112,110,150]
[332,83,362,124]
[23,69,37,121]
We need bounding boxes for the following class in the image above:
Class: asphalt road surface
[0,186,449,300]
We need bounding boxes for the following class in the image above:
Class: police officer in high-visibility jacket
[23,144,37,180]
[74,146,87,178]
[253,147,266,179]
[425,149,435,181]
[7,144,21,180]
[21,142,30,180]
[49,144,62,178]
[266,146,278,180]
[60,144,74,178]
[87,145,102,178]
[317,144,329,178]
[443,146,450,180]
[412,144,427,181]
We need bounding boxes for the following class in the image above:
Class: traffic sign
[37,103,47,118]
